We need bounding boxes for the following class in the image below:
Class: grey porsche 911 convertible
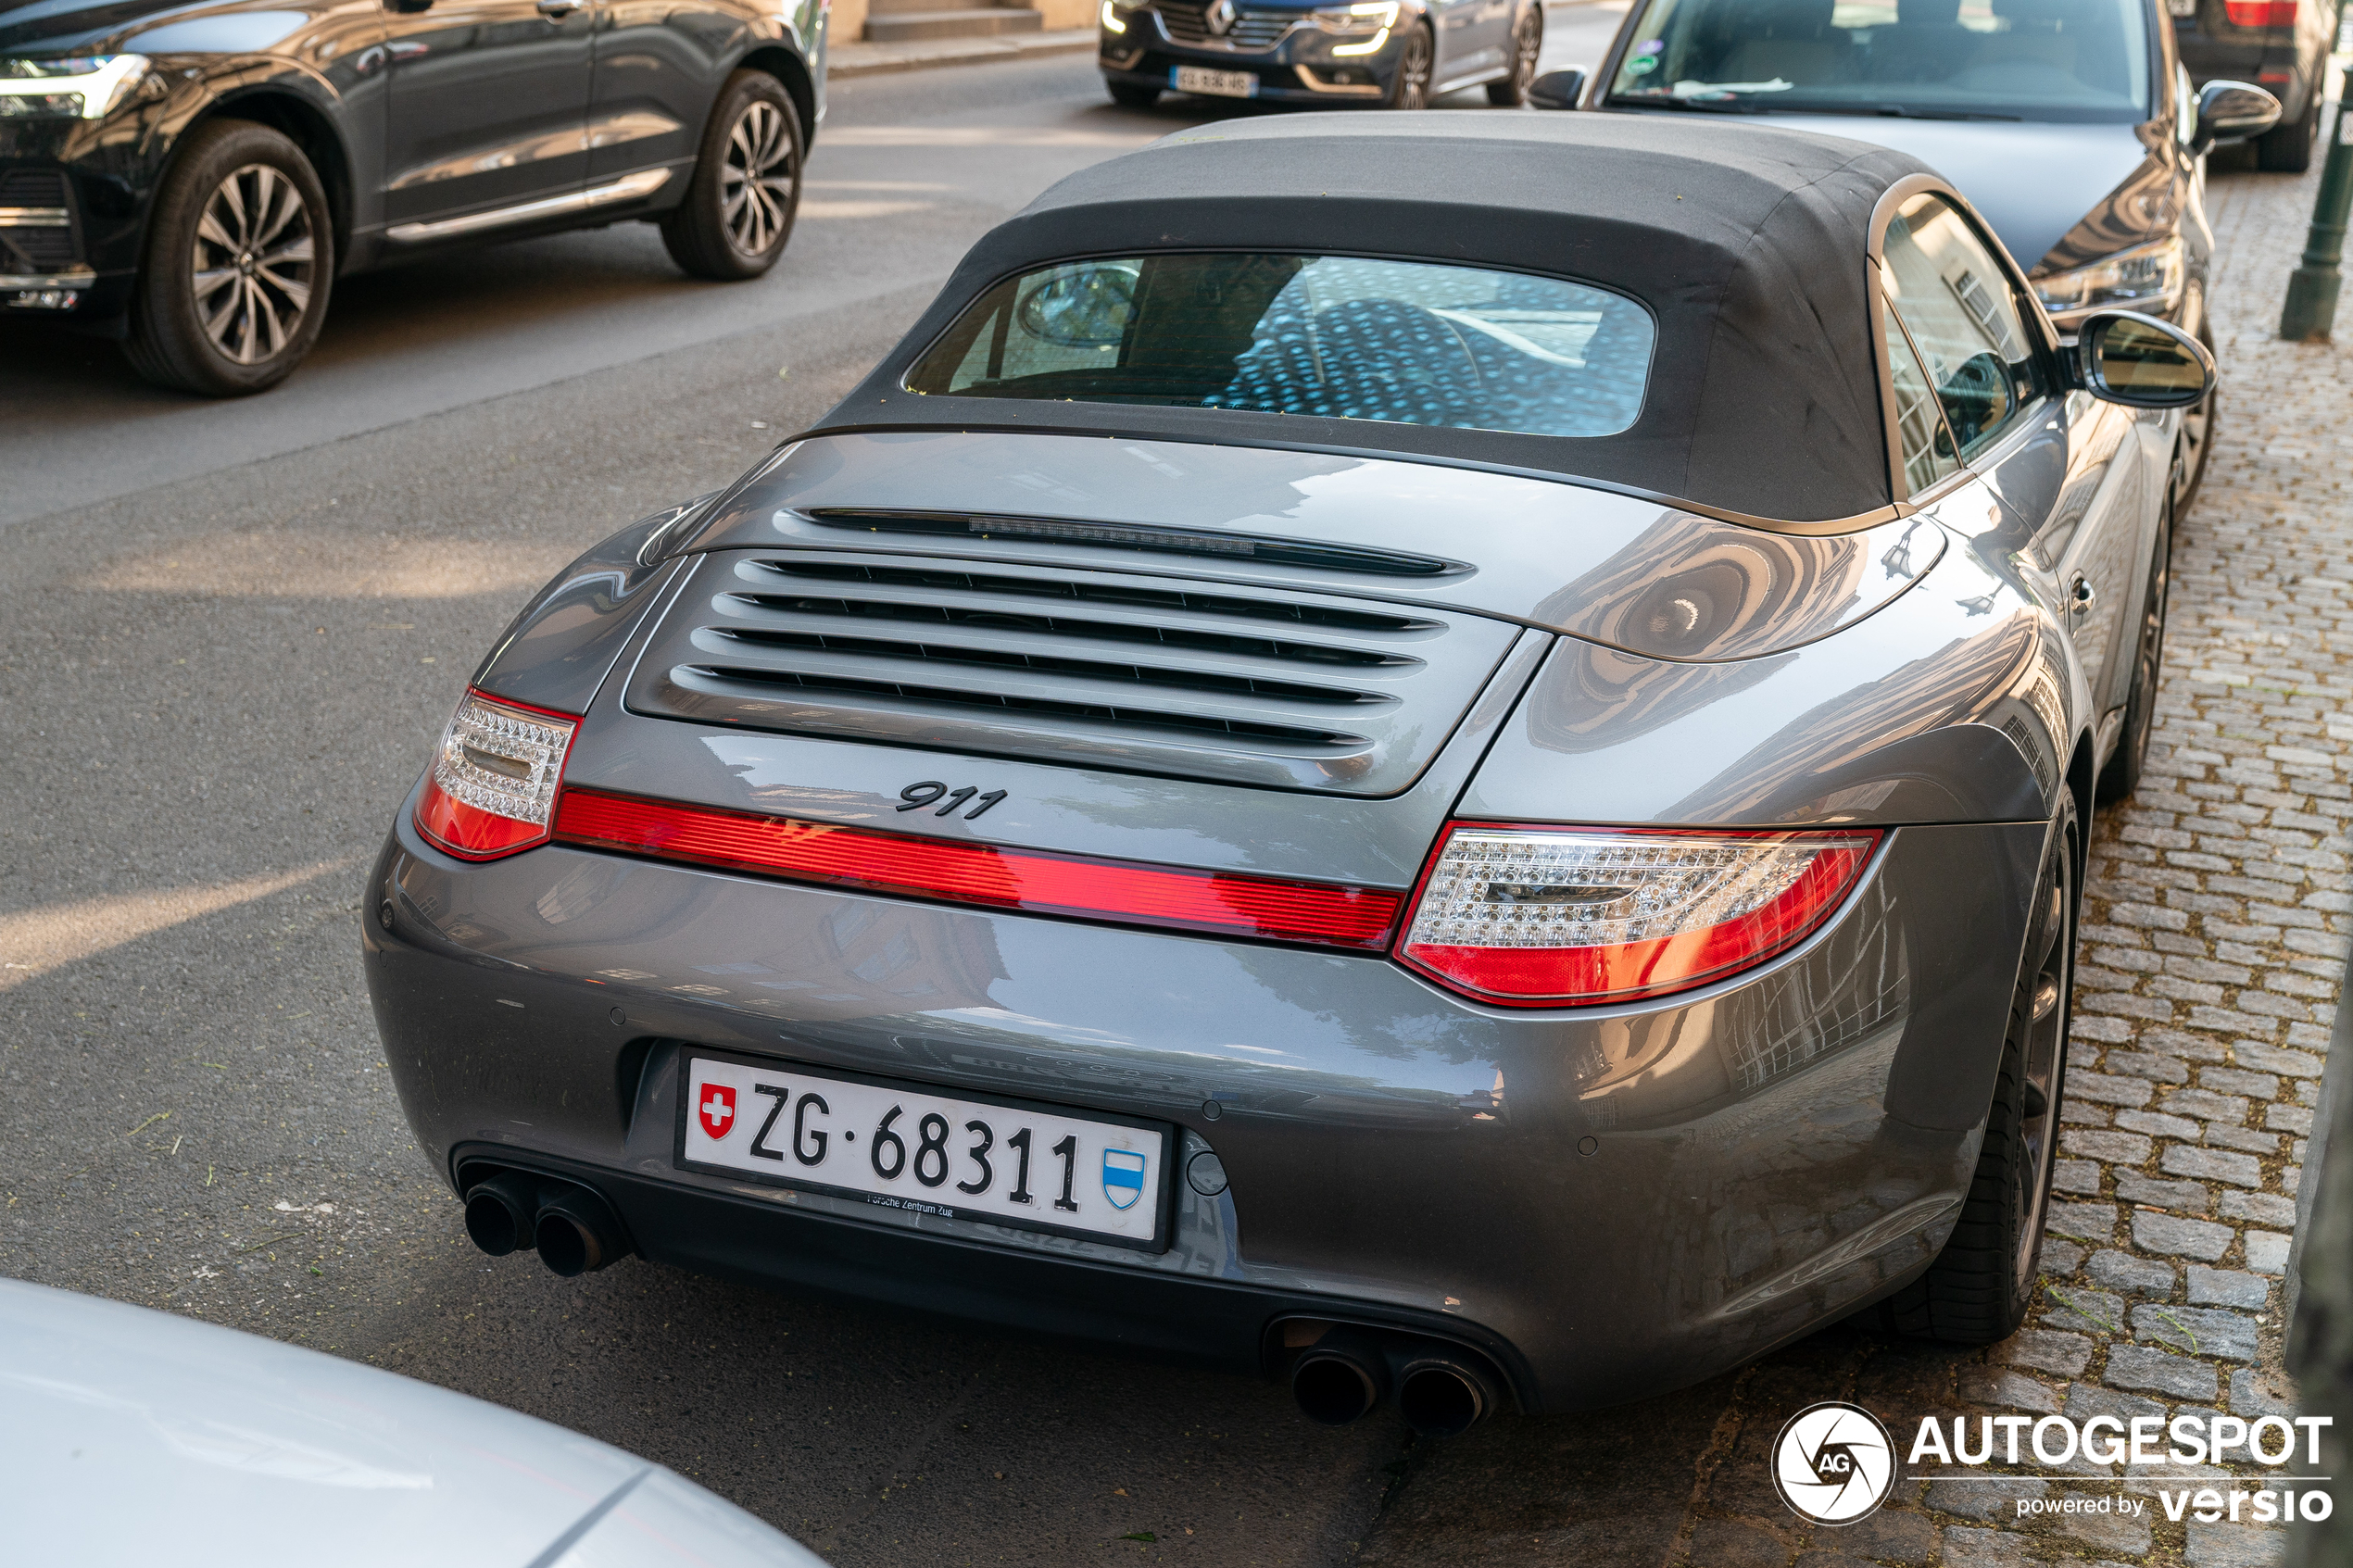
[364,113,2213,1434]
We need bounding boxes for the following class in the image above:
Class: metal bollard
[2279,63,2353,341]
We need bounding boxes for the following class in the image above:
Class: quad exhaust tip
[1282,1322,1502,1436]
[462,1171,631,1276]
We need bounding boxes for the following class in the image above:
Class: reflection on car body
[363,115,2215,1433]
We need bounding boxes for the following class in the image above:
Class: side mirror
[1528,69,1584,110]
[2190,79,2280,155]
[2074,310,2216,408]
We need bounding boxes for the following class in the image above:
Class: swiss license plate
[1173,65,1258,98]
[677,1054,1174,1250]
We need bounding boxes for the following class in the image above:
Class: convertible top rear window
[903,253,1656,441]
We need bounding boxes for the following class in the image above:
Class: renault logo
[1205,0,1237,33]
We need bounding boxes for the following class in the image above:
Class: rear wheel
[1876,796,2075,1344]
[661,70,802,282]
[1385,23,1434,108]
[2096,502,2172,804]
[1486,8,1542,105]
[123,119,333,396]
[2256,92,2319,173]
[1107,80,1162,107]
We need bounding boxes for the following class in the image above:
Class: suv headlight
[2032,235,2185,327]
[1100,0,1146,30]
[0,55,151,119]
[1313,1,1400,53]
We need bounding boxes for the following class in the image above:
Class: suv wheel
[1385,23,1434,108]
[124,119,333,396]
[662,70,802,282]
[1487,8,1542,106]
[1874,795,2075,1344]
[1107,81,1162,107]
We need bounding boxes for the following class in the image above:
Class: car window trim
[1881,282,1967,495]
[1866,174,2070,503]
[1882,188,2057,462]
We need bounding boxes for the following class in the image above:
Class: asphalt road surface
[0,20,1883,1568]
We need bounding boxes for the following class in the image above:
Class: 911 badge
[698,1083,737,1142]
[1101,1148,1148,1210]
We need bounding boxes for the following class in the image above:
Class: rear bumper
[365,789,2049,1412]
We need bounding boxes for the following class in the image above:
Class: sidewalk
[828,26,1094,79]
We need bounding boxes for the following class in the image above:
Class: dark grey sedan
[1564,0,2279,517]
[364,114,2213,1433]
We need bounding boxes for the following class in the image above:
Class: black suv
[0,0,827,395]
[2171,0,2341,169]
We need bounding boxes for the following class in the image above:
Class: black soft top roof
[809,113,1936,525]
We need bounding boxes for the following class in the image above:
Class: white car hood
[0,1279,825,1568]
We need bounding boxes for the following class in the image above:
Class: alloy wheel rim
[1398,31,1431,106]
[191,163,315,366]
[2174,395,2212,509]
[2012,839,2071,1288]
[1515,15,1541,84]
[2129,514,2171,760]
[722,99,796,257]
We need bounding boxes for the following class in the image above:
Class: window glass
[1605,0,2151,124]
[906,253,1656,441]
[1880,194,2045,458]
[1882,292,1959,495]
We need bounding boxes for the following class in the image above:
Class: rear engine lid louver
[624,552,1522,794]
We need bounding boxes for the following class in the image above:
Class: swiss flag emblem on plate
[698,1083,737,1141]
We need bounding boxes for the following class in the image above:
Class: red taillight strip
[551,787,1404,950]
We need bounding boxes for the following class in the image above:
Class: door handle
[535,0,585,14]
[2069,575,2096,618]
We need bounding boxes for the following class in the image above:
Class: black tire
[2255,93,2319,173]
[122,119,333,397]
[1385,23,1434,108]
[1486,7,1542,106]
[2096,500,2172,804]
[1107,81,1162,107]
[1876,796,2075,1344]
[661,70,802,282]
[2171,318,2219,521]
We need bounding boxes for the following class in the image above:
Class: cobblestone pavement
[1357,160,2348,1568]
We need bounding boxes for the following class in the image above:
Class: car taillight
[414,689,579,859]
[552,788,1403,948]
[1396,824,1881,1007]
[2223,0,2294,24]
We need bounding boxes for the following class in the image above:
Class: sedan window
[906,253,1656,441]
[1605,0,2151,122]
[1880,194,2046,458]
